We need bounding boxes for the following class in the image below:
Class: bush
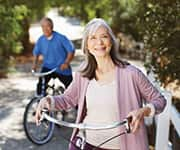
[135,0,180,87]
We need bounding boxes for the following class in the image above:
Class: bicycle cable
[41,110,131,150]
[58,131,127,150]
[92,131,127,150]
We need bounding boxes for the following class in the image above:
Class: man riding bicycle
[32,17,75,96]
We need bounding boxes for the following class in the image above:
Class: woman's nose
[96,37,103,44]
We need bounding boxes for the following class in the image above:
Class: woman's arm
[127,67,166,133]
[52,72,81,110]
[135,69,166,114]
[35,72,81,125]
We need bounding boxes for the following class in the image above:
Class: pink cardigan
[53,65,166,150]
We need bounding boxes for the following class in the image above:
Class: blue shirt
[33,31,75,75]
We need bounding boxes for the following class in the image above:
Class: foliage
[135,0,180,86]
[55,0,180,87]
[0,0,52,74]
[0,0,53,57]
[0,0,139,56]
[54,0,139,36]
[0,0,179,87]
[0,4,28,56]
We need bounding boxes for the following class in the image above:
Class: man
[32,17,75,96]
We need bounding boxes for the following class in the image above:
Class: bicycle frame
[40,109,131,150]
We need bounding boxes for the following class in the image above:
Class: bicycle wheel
[23,97,55,145]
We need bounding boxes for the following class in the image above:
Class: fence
[147,71,180,150]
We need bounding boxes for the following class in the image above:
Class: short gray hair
[40,17,54,29]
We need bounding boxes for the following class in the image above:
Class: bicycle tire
[23,97,55,145]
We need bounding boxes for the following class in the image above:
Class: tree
[0,0,54,56]
[135,0,180,87]
[0,0,52,75]
[0,3,28,56]
[0,1,28,75]
[1,0,179,87]
[53,0,139,36]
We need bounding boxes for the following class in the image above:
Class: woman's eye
[89,34,109,41]
[102,35,108,38]
[90,36,96,40]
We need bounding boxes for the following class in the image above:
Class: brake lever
[125,116,132,133]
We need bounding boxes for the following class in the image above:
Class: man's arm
[60,52,75,70]
[32,55,39,71]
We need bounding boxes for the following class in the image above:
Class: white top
[79,78,121,149]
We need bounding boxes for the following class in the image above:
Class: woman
[35,18,166,150]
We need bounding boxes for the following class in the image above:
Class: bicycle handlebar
[31,68,57,77]
[40,109,131,133]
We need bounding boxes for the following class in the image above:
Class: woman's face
[87,26,112,58]
[41,20,53,37]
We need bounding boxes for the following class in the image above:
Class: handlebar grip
[127,116,132,124]
[125,116,132,133]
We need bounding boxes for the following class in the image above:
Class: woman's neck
[95,56,115,82]
[96,56,115,73]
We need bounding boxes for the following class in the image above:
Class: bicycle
[23,68,66,145]
[40,109,132,150]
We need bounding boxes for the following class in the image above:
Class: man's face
[41,20,53,37]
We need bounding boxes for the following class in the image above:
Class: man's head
[40,17,54,37]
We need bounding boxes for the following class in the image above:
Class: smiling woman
[35,18,166,150]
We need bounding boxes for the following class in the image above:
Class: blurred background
[0,0,179,149]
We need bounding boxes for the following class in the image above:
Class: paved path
[0,76,72,150]
[0,50,144,150]
[0,50,85,150]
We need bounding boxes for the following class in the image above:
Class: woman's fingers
[35,106,42,126]
[44,101,50,110]
[131,117,141,133]
[127,109,144,133]
[35,97,51,126]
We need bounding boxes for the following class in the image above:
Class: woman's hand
[35,97,51,125]
[127,107,151,133]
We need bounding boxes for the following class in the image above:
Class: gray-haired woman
[35,18,166,150]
